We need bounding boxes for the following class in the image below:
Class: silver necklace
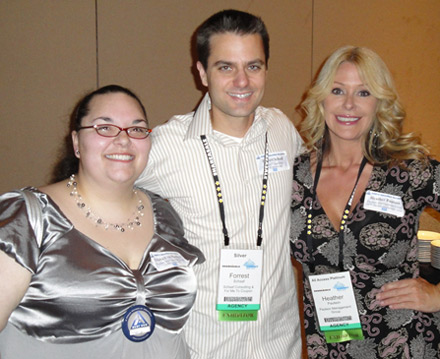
[67,174,144,233]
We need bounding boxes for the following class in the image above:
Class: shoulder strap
[19,189,44,247]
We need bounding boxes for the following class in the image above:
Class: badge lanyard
[201,133,268,322]
[200,133,269,247]
[306,155,368,272]
[306,154,368,343]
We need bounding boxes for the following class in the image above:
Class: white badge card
[256,151,289,174]
[150,251,189,271]
[308,271,362,332]
[364,190,405,217]
[217,249,263,311]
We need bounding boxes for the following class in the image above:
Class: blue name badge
[122,305,156,342]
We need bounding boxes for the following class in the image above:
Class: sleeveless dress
[290,154,440,359]
[0,187,204,359]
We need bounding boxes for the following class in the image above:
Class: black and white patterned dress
[290,154,440,359]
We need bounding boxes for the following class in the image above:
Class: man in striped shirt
[137,9,303,358]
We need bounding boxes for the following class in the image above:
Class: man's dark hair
[196,9,269,69]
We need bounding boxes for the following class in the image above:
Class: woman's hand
[377,277,440,313]
[0,251,31,331]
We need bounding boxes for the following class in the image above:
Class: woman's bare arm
[0,250,31,331]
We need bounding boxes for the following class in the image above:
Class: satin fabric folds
[0,187,204,344]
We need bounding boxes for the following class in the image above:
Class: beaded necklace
[67,174,144,232]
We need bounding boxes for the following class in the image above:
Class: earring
[369,128,382,141]
[369,128,383,161]
[75,150,80,156]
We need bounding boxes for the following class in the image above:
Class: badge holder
[216,249,263,322]
[309,271,364,343]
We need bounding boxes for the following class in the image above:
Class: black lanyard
[307,155,368,272]
[201,133,269,247]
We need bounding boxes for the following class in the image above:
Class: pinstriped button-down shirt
[136,93,303,359]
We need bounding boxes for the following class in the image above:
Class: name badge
[150,251,189,271]
[364,190,405,217]
[217,249,263,321]
[256,151,289,174]
[309,271,364,343]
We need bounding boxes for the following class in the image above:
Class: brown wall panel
[256,0,313,123]
[97,0,312,127]
[0,1,96,192]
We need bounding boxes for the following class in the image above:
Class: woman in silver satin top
[0,85,204,359]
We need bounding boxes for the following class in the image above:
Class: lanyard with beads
[200,133,269,247]
[306,155,368,272]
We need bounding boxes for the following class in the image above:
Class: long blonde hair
[300,45,429,165]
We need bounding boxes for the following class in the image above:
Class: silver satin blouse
[0,187,204,344]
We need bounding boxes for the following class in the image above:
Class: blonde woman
[290,46,440,358]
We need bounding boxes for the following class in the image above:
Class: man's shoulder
[257,105,295,131]
[256,105,304,155]
[258,105,287,117]
[154,111,193,130]
[151,111,194,140]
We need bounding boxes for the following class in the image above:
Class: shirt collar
[185,93,212,140]
[185,92,268,141]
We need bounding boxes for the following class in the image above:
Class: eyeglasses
[78,124,152,139]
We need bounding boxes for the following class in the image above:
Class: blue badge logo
[333,282,349,291]
[122,305,156,342]
[243,259,258,269]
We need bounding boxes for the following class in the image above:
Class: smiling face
[72,92,151,186]
[197,32,267,134]
[323,61,378,145]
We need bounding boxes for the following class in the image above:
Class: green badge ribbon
[218,310,258,322]
[324,328,364,343]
